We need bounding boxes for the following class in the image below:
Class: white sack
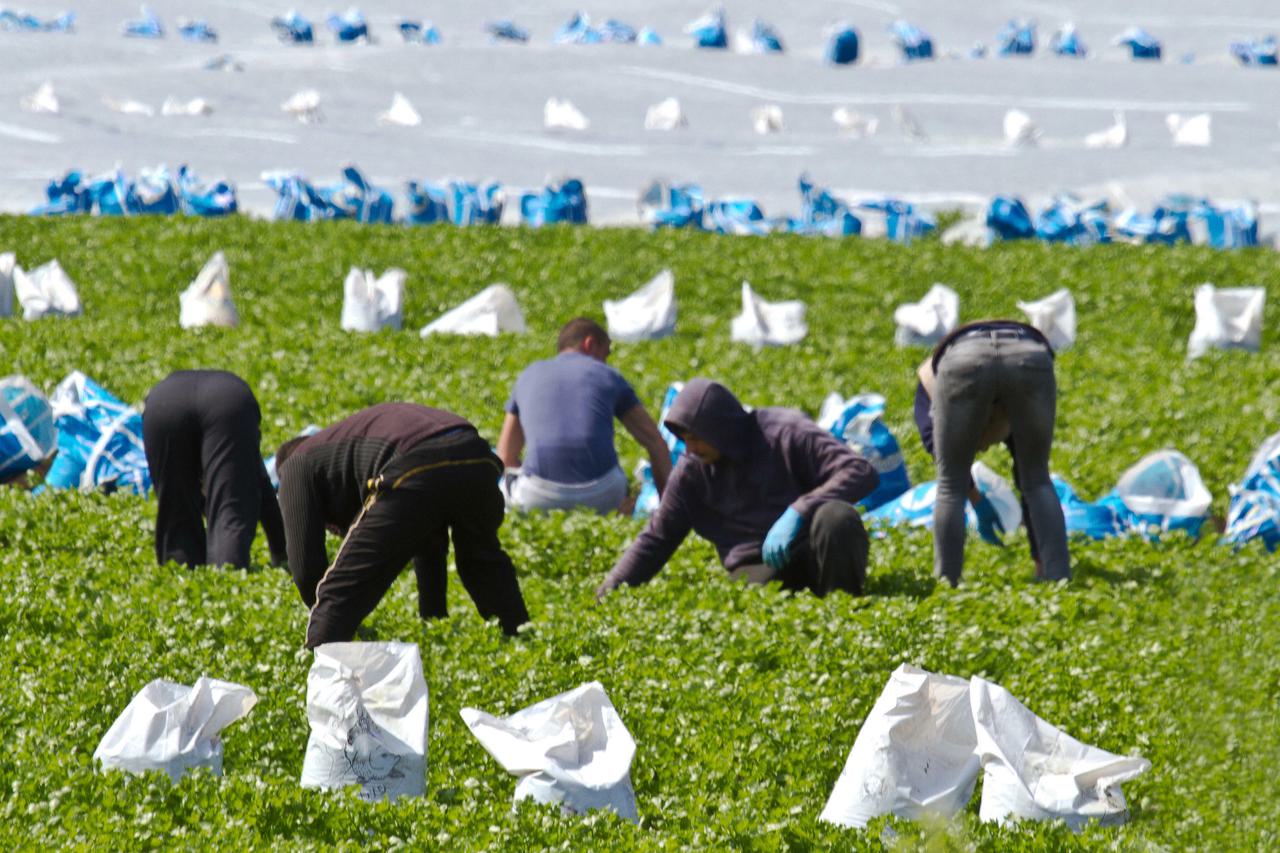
[972,460,1023,532]
[93,676,257,782]
[941,217,993,248]
[832,107,878,139]
[1084,111,1127,148]
[1166,112,1211,147]
[545,97,589,131]
[1003,109,1040,147]
[751,104,784,135]
[378,92,421,127]
[21,81,59,115]
[461,681,639,822]
[15,259,81,320]
[179,252,238,329]
[894,283,959,346]
[1017,288,1076,352]
[104,97,155,117]
[820,664,980,828]
[731,281,806,347]
[282,89,322,124]
[341,267,405,332]
[644,97,687,131]
[603,269,676,342]
[1187,283,1264,358]
[420,284,526,338]
[1113,449,1212,524]
[971,676,1151,829]
[0,252,14,318]
[300,642,429,802]
[161,96,213,117]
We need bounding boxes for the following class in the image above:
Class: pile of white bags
[894,283,958,346]
[1187,284,1264,359]
[420,284,526,337]
[9,257,81,320]
[461,681,639,822]
[731,281,806,347]
[179,252,239,329]
[300,642,428,802]
[603,269,676,342]
[341,267,405,332]
[93,677,257,782]
[1017,288,1077,352]
[821,664,1150,831]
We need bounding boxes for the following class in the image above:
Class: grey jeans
[932,333,1069,583]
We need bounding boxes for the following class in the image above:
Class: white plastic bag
[377,92,421,127]
[419,284,526,337]
[341,267,405,332]
[93,677,257,782]
[644,97,686,131]
[751,104,784,135]
[0,252,14,318]
[1017,288,1076,352]
[160,96,214,117]
[1166,112,1211,147]
[545,98,589,131]
[1084,111,1127,148]
[300,642,429,802]
[731,281,806,347]
[282,89,322,124]
[832,107,878,139]
[1187,284,1264,359]
[461,682,639,822]
[21,81,59,114]
[1003,109,1041,147]
[971,677,1150,829]
[14,258,81,320]
[1099,449,1213,538]
[179,252,239,329]
[603,269,676,342]
[894,283,958,346]
[820,664,980,828]
[972,460,1023,533]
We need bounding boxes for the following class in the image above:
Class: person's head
[556,317,611,363]
[275,435,309,470]
[680,430,722,464]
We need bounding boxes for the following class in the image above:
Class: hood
[663,378,758,462]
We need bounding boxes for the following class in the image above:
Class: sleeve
[913,380,936,459]
[257,461,288,565]
[277,458,329,608]
[598,461,696,591]
[786,422,880,517]
[612,373,642,418]
[504,392,519,416]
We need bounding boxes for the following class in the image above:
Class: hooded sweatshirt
[600,379,878,591]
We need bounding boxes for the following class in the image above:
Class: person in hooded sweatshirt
[595,378,880,598]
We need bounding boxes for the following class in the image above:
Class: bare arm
[496,413,525,469]
[619,403,672,493]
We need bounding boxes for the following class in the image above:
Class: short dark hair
[556,317,609,353]
[275,435,309,470]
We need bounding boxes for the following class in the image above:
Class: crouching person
[595,378,879,600]
[276,402,530,648]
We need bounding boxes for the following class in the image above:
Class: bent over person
[596,378,879,599]
[276,402,530,648]
[142,369,286,569]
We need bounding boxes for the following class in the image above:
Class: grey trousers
[932,334,1069,584]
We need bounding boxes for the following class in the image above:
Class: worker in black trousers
[142,370,286,569]
[275,402,530,649]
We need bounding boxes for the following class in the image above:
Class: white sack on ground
[1166,113,1211,147]
[545,98,589,131]
[973,460,1022,532]
[1187,283,1264,358]
[1003,109,1040,147]
[300,642,428,802]
[894,283,958,346]
[941,217,992,247]
[603,269,676,341]
[179,251,238,329]
[461,681,639,822]
[971,676,1151,829]
[1084,111,1127,148]
[14,259,81,320]
[1017,288,1076,352]
[377,93,421,127]
[282,89,322,124]
[21,81,60,115]
[93,677,257,782]
[341,267,405,332]
[0,252,14,318]
[104,97,155,117]
[161,96,213,117]
[419,284,526,337]
[751,104,784,135]
[832,107,878,139]
[731,281,806,347]
[820,664,980,828]
[644,97,687,131]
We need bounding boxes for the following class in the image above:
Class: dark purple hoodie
[599,379,878,591]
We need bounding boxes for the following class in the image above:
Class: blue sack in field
[263,172,335,221]
[686,6,727,49]
[0,376,57,482]
[486,19,529,42]
[128,166,180,215]
[859,199,934,244]
[399,20,440,44]
[31,171,92,216]
[1052,476,1123,539]
[826,24,859,64]
[637,26,662,46]
[788,175,860,238]
[707,199,770,235]
[177,166,237,217]
[817,393,910,511]
[177,19,218,43]
[997,20,1035,55]
[87,170,132,217]
[866,462,1021,533]
[1051,23,1087,57]
[600,19,637,43]
[633,382,686,518]
[122,6,163,38]
[750,20,784,53]
[1230,36,1278,66]
[327,8,368,42]
[1113,27,1161,60]
[1114,197,1192,245]
[1035,196,1110,245]
[1,9,74,32]
[319,166,394,223]
[44,371,151,496]
[271,10,313,43]
[554,11,601,44]
[1224,432,1280,551]
[986,196,1035,240]
[449,180,504,225]
[1096,450,1212,540]
[1192,200,1259,249]
[520,179,588,227]
[405,181,450,224]
[890,21,933,60]
[641,181,705,230]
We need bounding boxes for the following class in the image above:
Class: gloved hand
[762,507,805,570]
[972,496,1005,546]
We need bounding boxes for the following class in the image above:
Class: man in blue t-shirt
[497,317,672,514]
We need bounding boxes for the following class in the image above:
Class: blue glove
[762,507,805,570]
[972,496,1005,546]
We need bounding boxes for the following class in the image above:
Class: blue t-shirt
[506,351,641,483]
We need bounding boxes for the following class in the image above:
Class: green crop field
[0,215,1277,850]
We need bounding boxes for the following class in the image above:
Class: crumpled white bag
[104,97,156,117]
[282,89,322,124]
[377,92,421,127]
[545,97,589,131]
[1187,283,1264,359]
[21,81,59,114]
[419,284,526,337]
[341,267,404,332]
[644,97,686,131]
[161,96,214,117]
[1108,449,1213,531]
[972,460,1023,532]
[300,642,429,802]
[1084,111,1127,148]
[0,252,14,318]
[819,664,979,828]
[1003,109,1041,147]
[894,283,958,346]
[971,677,1151,829]
[731,281,806,347]
[1017,288,1076,352]
[461,681,639,822]
[832,107,878,139]
[179,252,238,329]
[93,677,257,782]
[751,104,784,135]
[1166,112,1211,147]
[603,269,676,342]
[14,258,81,320]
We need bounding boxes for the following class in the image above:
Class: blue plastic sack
[1114,27,1161,60]
[405,181,451,224]
[271,10,314,43]
[1052,477,1123,539]
[642,181,705,230]
[1051,23,1087,57]
[0,9,74,32]
[87,170,132,217]
[0,377,57,482]
[554,11,601,44]
[750,20,784,53]
[1095,450,1212,540]
[44,372,150,496]
[177,166,237,217]
[986,196,1035,240]
[1193,201,1259,249]
[319,166,394,224]
[889,21,933,61]
[1224,432,1280,551]
[997,20,1035,56]
[827,25,859,64]
[122,6,163,39]
[600,19,637,43]
[858,199,934,244]
[706,199,770,236]
[31,171,92,216]
[1034,196,1110,245]
[686,6,727,49]
[866,463,1020,533]
[399,20,440,44]
[177,19,217,43]
[637,27,662,46]
[818,393,910,512]
[1114,197,1192,245]
[520,179,588,227]
[633,382,686,519]
[1230,36,1278,66]
[486,19,529,43]
[451,181,504,225]
[263,172,334,222]
[128,167,180,216]
[327,8,368,43]
[788,176,860,238]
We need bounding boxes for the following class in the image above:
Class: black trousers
[306,431,530,648]
[142,371,281,569]
[778,501,870,597]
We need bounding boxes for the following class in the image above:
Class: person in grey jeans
[919,321,1070,585]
